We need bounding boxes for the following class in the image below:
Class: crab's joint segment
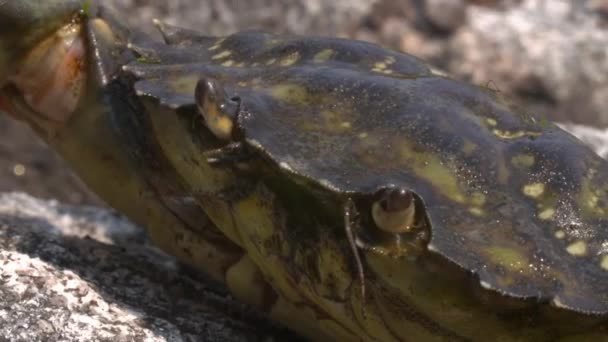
[195,78,240,141]
[205,142,257,167]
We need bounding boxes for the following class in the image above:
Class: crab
[2,1,608,341]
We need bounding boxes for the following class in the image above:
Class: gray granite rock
[110,0,377,37]
[0,193,298,342]
[424,0,467,31]
[449,0,608,126]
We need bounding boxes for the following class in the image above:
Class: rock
[0,193,299,342]
[449,0,608,126]
[425,0,467,31]
[110,0,378,37]
[560,123,608,159]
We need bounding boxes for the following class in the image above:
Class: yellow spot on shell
[397,142,466,204]
[221,60,234,67]
[538,207,555,220]
[486,118,497,126]
[208,38,225,51]
[374,62,387,70]
[266,58,276,65]
[469,207,484,216]
[372,68,394,74]
[493,129,541,140]
[385,56,396,64]
[511,154,535,168]
[566,240,587,256]
[237,81,248,87]
[486,247,527,272]
[358,132,368,139]
[601,255,608,270]
[265,39,280,47]
[212,50,232,60]
[555,230,565,239]
[314,49,334,62]
[578,176,606,218]
[270,84,310,105]
[280,52,300,66]
[523,183,545,198]
[340,121,352,129]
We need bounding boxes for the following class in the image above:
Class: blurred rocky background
[2,0,608,340]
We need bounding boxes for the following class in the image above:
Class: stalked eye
[195,78,240,141]
[371,187,416,233]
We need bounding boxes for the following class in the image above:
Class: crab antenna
[344,199,367,319]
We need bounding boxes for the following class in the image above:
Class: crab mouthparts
[2,20,86,123]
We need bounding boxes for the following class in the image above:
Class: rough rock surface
[111,0,377,37]
[0,193,298,342]
[449,0,608,126]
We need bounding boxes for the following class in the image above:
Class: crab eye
[195,79,239,141]
[371,188,416,233]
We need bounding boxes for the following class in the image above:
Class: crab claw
[0,1,84,85]
[0,0,135,136]
[0,0,87,126]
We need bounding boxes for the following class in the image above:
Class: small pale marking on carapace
[600,255,608,271]
[538,207,555,220]
[522,183,545,198]
[212,50,232,60]
[566,240,587,256]
[313,49,334,63]
[280,52,300,66]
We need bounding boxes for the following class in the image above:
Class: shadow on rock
[0,193,301,342]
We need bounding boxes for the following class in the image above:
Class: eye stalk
[195,79,240,141]
[344,187,429,260]
[343,188,429,306]
[371,188,416,233]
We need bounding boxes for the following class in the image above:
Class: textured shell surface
[126,27,608,316]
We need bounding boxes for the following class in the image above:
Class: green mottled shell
[124,28,608,315]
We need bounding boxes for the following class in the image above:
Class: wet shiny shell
[124,29,608,315]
